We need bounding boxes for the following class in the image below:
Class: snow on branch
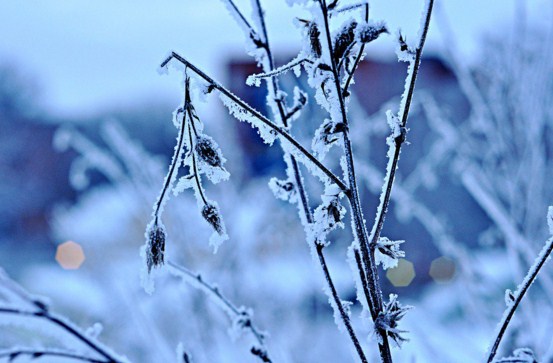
[486,207,553,363]
[0,270,128,363]
[167,261,271,363]
[0,348,107,363]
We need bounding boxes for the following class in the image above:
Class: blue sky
[0,0,549,117]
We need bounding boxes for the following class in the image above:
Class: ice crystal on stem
[375,237,405,269]
[375,294,412,347]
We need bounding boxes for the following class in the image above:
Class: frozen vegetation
[1,1,553,363]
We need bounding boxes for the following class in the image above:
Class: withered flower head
[358,23,388,44]
[333,21,358,64]
[202,203,224,235]
[375,294,412,347]
[195,135,222,168]
[146,224,166,272]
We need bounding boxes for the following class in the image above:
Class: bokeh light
[55,241,85,270]
[386,259,415,287]
[429,256,456,284]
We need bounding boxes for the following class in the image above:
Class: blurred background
[1,0,553,362]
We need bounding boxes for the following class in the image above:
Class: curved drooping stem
[168,261,271,363]
[0,307,124,363]
[0,349,107,363]
[486,236,553,362]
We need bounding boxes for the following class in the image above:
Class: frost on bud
[497,348,537,363]
[333,20,357,64]
[193,133,229,184]
[268,177,296,202]
[313,188,346,243]
[375,294,412,348]
[312,118,346,157]
[375,237,405,269]
[504,289,516,307]
[396,32,416,62]
[229,307,253,341]
[146,223,166,272]
[357,22,388,44]
[298,19,322,59]
[202,203,225,236]
[195,135,222,168]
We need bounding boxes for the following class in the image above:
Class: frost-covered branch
[219,0,265,49]
[160,52,347,192]
[486,208,553,362]
[0,307,126,363]
[0,270,125,363]
[246,57,312,87]
[167,261,271,363]
[367,0,434,248]
[0,348,106,363]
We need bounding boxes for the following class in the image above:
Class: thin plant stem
[153,83,188,224]
[250,2,368,361]
[222,0,259,40]
[0,349,107,363]
[248,57,312,85]
[167,261,271,363]
[0,307,122,363]
[317,0,392,361]
[187,119,208,205]
[486,236,553,362]
[368,0,434,248]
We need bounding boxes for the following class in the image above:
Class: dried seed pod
[357,23,388,44]
[195,135,222,168]
[146,224,166,272]
[320,119,346,145]
[307,21,322,58]
[269,177,296,202]
[202,203,224,235]
[324,198,345,231]
[333,21,357,64]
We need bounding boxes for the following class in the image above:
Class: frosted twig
[0,271,125,362]
[367,0,434,249]
[167,261,271,363]
[0,348,106,363]
[0,307,125,363]
[220,0,261,42]
[247,57,312,86]
[332,1,369,15]
[187,109,208,205]
[160,52,347,192]
[486,235,553,362]
[153,78,189,224]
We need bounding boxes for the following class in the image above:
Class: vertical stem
[318,1,393,361]
[252,2,368,362]
[486,236,553,362]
